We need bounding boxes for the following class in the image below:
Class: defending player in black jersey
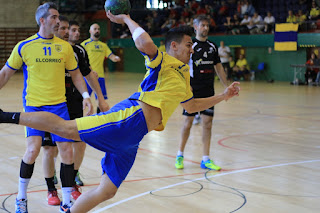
[42,17,110,208]
[175,15,229,170]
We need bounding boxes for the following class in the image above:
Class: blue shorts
[24,102,73,142]
[85,77,107,100]
[76,99,148,187]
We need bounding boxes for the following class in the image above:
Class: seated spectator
[305,53,319,84]
[218,1,229,16]
[251,12,264,34]
[264,11,275,33]
[233,54,250,80]
[197,5,207,15]
[239,13,251,34]
[241,0,255,17]
[296,10,307,31]
[223,16,234,34]
[287,10,297,23]
[309,1,320,20]
[231,13,241,34]
[207,14,217,33]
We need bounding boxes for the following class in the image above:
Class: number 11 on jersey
[43,47,52,56]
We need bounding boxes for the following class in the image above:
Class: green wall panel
[107,33,317,81]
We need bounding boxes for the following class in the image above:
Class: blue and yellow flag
[274,23,299,51]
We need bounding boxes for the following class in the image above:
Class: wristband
[82,92,90,99]
[132,27,145,41]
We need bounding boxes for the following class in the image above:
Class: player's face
[195,21,209,38]
[56,21,69,41]
[42,9,60,35]
[176,35,194,64]
[90,24,100,38]
[69,25,80,43]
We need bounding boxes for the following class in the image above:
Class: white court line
[93,159,320,213]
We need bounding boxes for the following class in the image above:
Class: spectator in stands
[296,10,307,31]
[251,12,264,34]
[218,1,229,16]
[197,4,207,15]
[305,53,319,84]
[264,11,275,33]
[240,13,251,34]
[241,0,255,17]
[223,16,234,34]
[287,10,297,23]
[152,10,162,35]
[233,54,250,80]
[181,7,191,18]
[207,14,217,33]
[231,13,241,34]
[309,1,320,20]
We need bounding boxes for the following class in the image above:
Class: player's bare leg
[70,173,118,213]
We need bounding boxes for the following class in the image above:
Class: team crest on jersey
[55,44,62,52]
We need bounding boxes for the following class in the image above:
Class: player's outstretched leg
[0,108,80,141]
[69,173,118,213]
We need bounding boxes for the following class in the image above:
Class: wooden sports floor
[0,72,319,213]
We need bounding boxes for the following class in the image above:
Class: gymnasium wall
[109,34,317,82]
[0,0,38,28]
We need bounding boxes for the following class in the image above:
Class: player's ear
[171,41,178,51]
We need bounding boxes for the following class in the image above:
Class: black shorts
[42,132,56,147]
[182,86,215,117]
[182,106,214,117]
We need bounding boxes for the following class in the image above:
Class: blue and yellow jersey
[6,33,78,107]
[81,39,112,78]
[129,50,194,131]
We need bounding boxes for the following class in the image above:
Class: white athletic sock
[61,187,72,205]
[202,156,210,162]
[17,178,30,200]
[177,151,184,157]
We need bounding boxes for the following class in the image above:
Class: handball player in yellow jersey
[0,11,240,213]
[0,2,93,212]
[81,23,120,113]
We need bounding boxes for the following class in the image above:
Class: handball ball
[105,0,131,15]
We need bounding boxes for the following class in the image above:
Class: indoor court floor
[0,72,319,213]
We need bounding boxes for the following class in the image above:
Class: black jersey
[65,44,91,114]
[189,38,220,97]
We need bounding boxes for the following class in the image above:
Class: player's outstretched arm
[106,11,158,59]
[0,65,16,89]
[181,82,240,113]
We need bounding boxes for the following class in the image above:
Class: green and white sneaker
[175,155,184,169]
[201,159,221,170]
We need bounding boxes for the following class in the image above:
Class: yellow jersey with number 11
[6,33,78,107]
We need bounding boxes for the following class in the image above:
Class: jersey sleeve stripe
[107,52,113,58]
[66,65,79,71]
[181,96,194,103]
[5,62,19,70]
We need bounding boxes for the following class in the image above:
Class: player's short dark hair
[193,15,210,26]
[35,2,58,26]
[69,20,79,27]
[165,26,194,50]
[59,15,69,23]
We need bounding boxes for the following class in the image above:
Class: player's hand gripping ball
[105,0,131,15]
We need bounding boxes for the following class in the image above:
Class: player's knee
[100,188,117,201]
[26,146,41,159]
